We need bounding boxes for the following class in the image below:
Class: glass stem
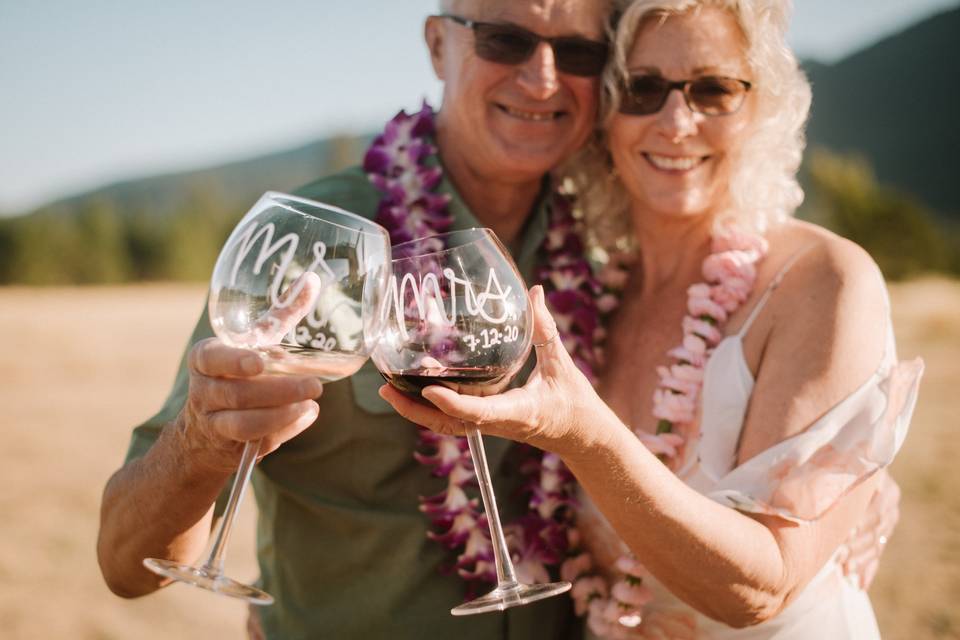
[203,438,261,574]
[465,427,518,589]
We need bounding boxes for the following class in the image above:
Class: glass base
[450,581,571,616]
[143,558,274,605]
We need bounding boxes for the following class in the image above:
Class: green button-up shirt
[125,162,580,639]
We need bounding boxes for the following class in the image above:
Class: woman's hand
[377,285,613,458]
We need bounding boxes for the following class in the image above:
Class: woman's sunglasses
[437,14,609,77]
[619,75,753,116]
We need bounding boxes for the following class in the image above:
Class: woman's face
[608,7,754,222]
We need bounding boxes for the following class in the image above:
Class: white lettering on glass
[229,221,341,350]
[383,266,513,340]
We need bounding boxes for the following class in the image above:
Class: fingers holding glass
[143,192,391,605]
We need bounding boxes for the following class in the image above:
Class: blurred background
[0,1,957,638]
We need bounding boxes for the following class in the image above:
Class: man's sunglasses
[437,14,609,77]
[619,75,753,116]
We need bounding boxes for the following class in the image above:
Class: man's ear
[424,16,446,80]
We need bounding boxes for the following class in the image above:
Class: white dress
[580,264,924,640]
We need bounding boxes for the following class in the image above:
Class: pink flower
[687,294,728,323]
[515,557,550,585]
[652,389,697,424]
[703,250,757,284]
[615,555,648,578]
[712,279,752,311]
[682,316,723,345]
[601,599,625,624]
[668,363,705,384]
[635,431,685,457]
[612,580,654,608]
[682,334,707,357]
[687,283,711,299]
[656,366,701,396]
[597,293,620,313]
[573,576,609,615]
[587,599,615,637]
[561,553,593,583]
[549,269,587,291]
[667,345,706,367]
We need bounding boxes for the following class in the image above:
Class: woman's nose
[656,88,698,140]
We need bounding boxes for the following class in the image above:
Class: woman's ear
[424,16,446,81]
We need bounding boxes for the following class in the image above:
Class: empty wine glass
[372,228,571,615]
[143,191,391,604]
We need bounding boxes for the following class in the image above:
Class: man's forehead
[458,0,609,38]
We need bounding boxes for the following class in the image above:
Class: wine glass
[371,228,571,615]
[143,191,391,604]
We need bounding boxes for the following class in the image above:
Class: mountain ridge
[11,6,958,221]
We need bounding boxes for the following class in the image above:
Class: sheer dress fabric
[580,273,923,640]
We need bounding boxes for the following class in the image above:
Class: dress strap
[736,243,818,338]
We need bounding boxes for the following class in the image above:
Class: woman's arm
[380,239,891,627]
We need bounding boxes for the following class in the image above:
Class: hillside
[32,134,371,220]
[15,7,958,223]
[803,6,960,217]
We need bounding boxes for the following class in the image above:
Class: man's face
[427,0,606,182]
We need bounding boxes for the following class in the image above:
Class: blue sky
[1,0,956,214]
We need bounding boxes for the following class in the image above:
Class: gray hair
[566,0,811,250]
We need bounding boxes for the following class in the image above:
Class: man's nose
[516,42,560,100]
[656,88,698,141]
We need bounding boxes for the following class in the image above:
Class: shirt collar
[430,153,551,283]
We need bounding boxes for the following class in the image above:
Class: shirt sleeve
[124,301,213,463]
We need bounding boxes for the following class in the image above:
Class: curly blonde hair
[566,0,811,250]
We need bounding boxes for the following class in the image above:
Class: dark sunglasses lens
[689,77,747,114]
[621,76,670,114]
[473,23,535,64]
[552,39,608,76]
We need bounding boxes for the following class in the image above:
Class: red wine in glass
[382,365,509,397]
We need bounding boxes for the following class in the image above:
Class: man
[97,1,609,638]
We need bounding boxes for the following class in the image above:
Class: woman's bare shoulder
[737,221,891,460]
[764,220,887,309]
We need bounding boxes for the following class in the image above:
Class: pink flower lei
[364,102,767,634]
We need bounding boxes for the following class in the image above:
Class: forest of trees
[0,149,955,286]
[0,181,237,285]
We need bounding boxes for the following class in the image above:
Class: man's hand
[177,338,324,472]
[179,271,326,471]
[838,470,900,590]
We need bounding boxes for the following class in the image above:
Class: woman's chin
[638,199,715,223]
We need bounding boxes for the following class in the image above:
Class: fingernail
[241,354,262,375]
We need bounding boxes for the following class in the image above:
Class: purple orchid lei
[363,102,767,635]
[363,101,621,594]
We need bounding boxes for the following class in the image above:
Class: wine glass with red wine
[372,228,571,615]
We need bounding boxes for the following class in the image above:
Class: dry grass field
[0,280,957,639]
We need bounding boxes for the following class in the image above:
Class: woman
[381,0,922,637]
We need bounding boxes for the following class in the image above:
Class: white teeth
[646,154,704,171]
[502,105,557,121]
